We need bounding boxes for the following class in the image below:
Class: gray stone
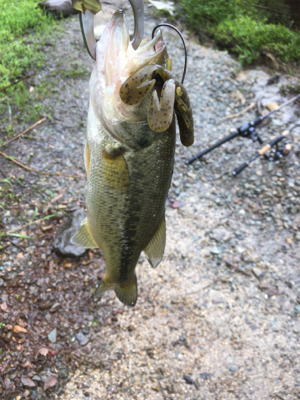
[210,246,222,255]
[76,332,90,346]
[209,228,232,243]
[293,321,300,333]
[53,209,86,257]
[48,328,57,343]
[252,267,263,279]
[295,232,300,242]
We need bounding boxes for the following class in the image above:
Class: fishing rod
[232,120,300,176]
[186,94,300,165]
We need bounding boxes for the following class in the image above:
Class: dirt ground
[0,2,300,400]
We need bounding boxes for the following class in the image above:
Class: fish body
[72,10,192,306]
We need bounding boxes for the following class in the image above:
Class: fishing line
[151,24,187,84]
[193,155,240,221]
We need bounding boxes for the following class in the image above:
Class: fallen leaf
[12,325,27,334]
[231,90,246,105]
[170,200,185,209]
[50,188,66,204]
[1,301,9,313]
[16,318,27,328]
[266,102,278,111]
[23,360,33,368]
[38,348,49,357]
[44,375,58,391]
[21,376,36,388]
[41,224,52,231]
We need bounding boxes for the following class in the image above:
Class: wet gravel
[1,1,300,399]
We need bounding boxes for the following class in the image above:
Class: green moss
[177,0,300,65]
[213,16,300,64]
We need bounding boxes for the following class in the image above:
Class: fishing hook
[151,23,187,84]
[80,0,145,60]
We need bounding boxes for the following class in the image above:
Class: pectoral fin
[102,150,129,191]
[148,79,175,133]
[144,214,166,268]
[71,218,98,248]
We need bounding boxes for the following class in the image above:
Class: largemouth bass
[72,10,193,306]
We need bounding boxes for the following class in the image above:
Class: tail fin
[94,275,138,307]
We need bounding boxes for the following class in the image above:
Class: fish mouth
[128,28,166,72]
[90,10,168,136]
[98,10,167,85]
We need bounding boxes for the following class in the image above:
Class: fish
[71,9,193,307]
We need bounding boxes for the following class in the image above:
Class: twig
[0,150,84,178]
[7,213,63,234]
[252,4,291,17]
[0,73,35,93]
[222,102,256,121]
[9,241,26,252]
[246,250,261,266]
[186,280,217,295]
[0,118,47,148]
[224,260,251,277]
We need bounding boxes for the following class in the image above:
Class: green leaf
[31,206,38,221]
[6,233,33,239]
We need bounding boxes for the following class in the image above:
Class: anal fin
[71,218,98,248]
[144,214,166,268]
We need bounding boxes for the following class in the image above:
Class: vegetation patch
[0,0,57,90]
[177,0,300,65]
[0,1,89,140]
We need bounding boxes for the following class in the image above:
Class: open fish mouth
[90,9,169,130]
[130,27,166,68]
[95,10,168,87]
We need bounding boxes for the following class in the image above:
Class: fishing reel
[238,122,263,144]
[264,142,292,162]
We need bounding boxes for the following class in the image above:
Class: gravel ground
[1,2,300,399]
